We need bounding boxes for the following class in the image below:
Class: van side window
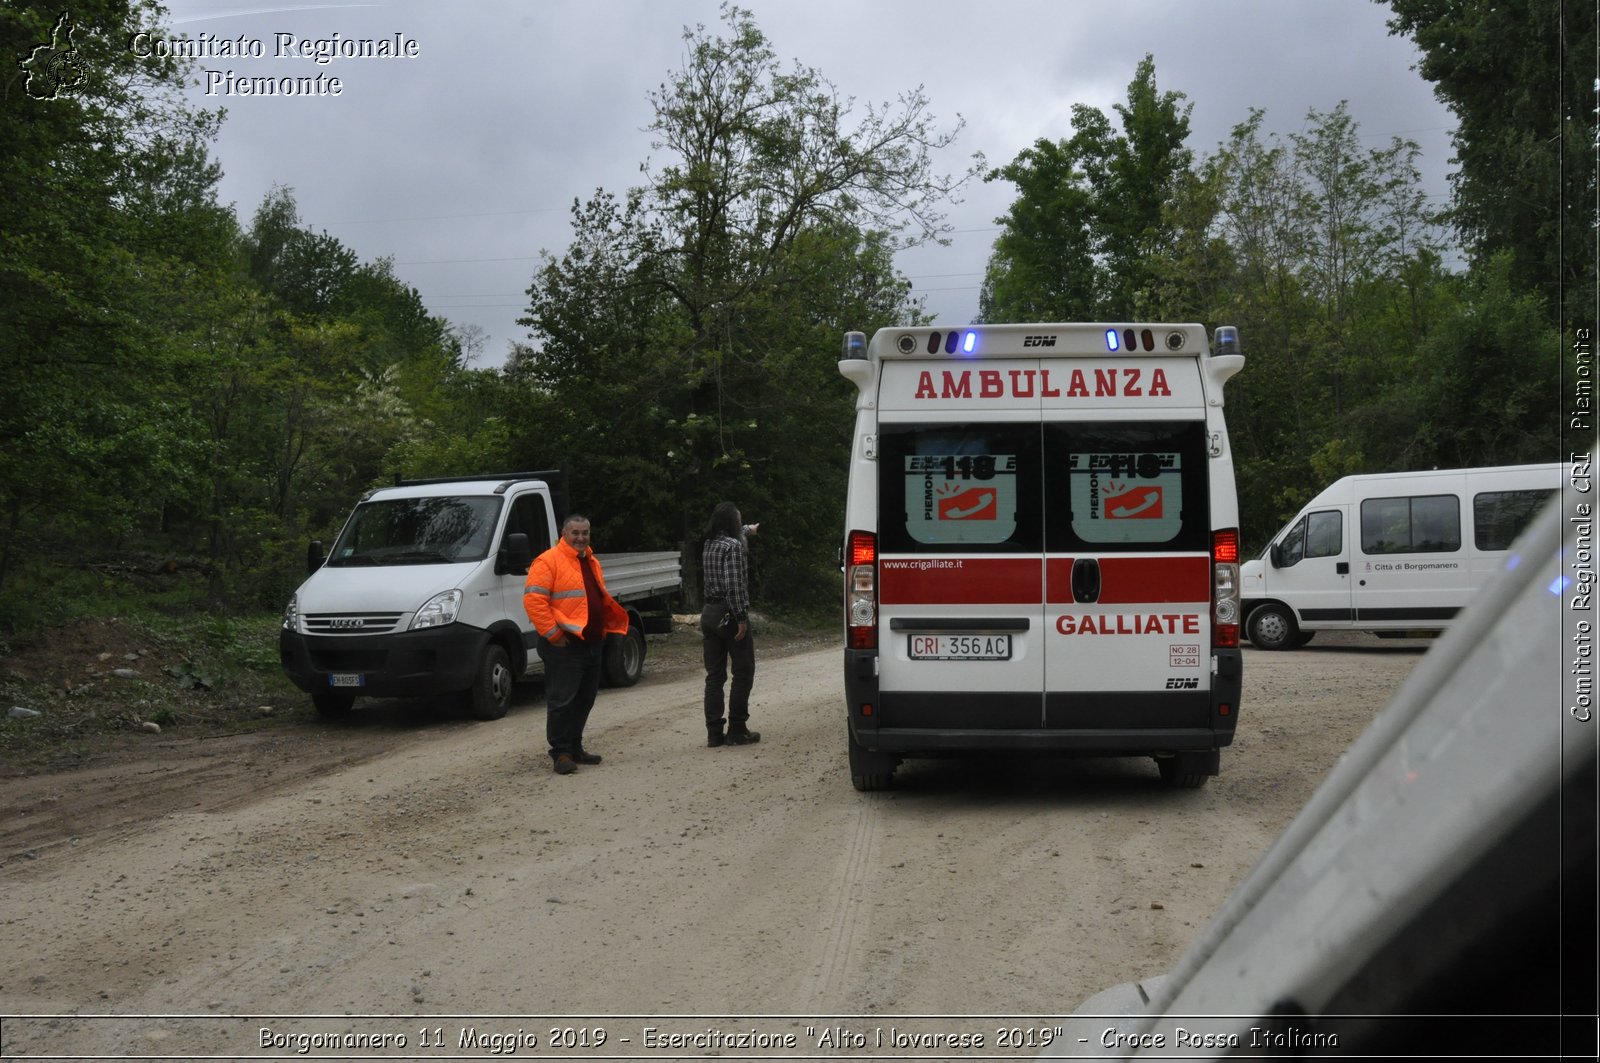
[1474,489,1554,550]
[1306,510,1342,557]
[1361,494,1461,554]
[1279,509,1342,567]
[876,423,1042,553]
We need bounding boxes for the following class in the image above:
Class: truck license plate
[329,673,365,688]
[908,634,1012,661]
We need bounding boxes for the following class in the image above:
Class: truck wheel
[1157,752,1212,789]
[848,728,897,792]
[602,621,645,687]
[1247,603,1301,650]
[312,690,355,718]
[468,644,513,721]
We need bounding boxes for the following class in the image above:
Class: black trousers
[701,603,755,729]
[538,637,603,760]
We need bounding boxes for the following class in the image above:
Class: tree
[0,1,227,589]
[1384,0,1597,325]
[980,55,1192,321]
[517,4,974,605]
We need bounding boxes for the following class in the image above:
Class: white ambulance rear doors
[870,341,1217,739]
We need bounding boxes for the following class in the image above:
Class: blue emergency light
[962,330,977,354]
[1105,329,1121,352]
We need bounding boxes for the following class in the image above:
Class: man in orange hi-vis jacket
[524,513,629,775]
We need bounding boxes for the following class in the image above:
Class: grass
[0,566,307,770]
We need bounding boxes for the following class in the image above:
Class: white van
[1241,463,1562,649]
[838,323,1246,790]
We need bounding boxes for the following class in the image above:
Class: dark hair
[561,512,590,530]
[704,501,742,540]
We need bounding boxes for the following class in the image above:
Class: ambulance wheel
[602,621,645,687]
[1247,603,1301,650]
[848,729,897,792]
[312,690,355,718]
[468,643,513,720]
[1157,752,1212,789]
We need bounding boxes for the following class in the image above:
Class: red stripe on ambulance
[1045,556,1211,604]
[879,557,1041,604]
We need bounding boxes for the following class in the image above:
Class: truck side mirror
[498,532,532,575]
[307,540,325,574]
[1269,542,1284,569]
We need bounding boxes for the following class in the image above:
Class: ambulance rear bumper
[843,648,1240,755]
[850,725,1227,755]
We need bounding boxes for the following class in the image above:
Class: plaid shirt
[701,533,749,620]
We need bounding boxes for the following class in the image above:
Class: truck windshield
[326,496,502,566]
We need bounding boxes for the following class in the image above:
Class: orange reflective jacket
[524,539,630,642]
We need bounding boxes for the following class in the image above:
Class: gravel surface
[0,628,1428,1058]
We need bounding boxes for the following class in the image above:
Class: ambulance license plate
[908,634,1012,661]
[329,673,365,688]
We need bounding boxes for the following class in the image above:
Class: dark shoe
[725,728,761,745]
[574,750,602,765]
[552,754,577,775]
[707,729,726,748]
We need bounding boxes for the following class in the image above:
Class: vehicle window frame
[1360,493,1461,555]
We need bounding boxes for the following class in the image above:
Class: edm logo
[1165,677,1199,689]
[1022,335,1057,348]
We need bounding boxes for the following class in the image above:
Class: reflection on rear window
[1065,450,1186,545]
[876,420,1208,554]
[902,453,1019,545]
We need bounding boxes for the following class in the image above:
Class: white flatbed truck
[278,471,680,720]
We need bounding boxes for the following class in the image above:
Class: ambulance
[838,323,1246,790]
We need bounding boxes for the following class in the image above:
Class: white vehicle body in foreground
[279,472,680,721]
[1050,474,1597,1058]
[1242,463,1562,649]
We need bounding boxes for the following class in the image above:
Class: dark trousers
[538,637,603,760]
[701,603,755,730]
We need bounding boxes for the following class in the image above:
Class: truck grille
[303,613,404,635]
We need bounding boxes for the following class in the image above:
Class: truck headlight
[282,594,299,632]
[410,588,462,630]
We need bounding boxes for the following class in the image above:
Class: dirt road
[0,635,1427,1059]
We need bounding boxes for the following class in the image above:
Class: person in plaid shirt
[700,501,761,747]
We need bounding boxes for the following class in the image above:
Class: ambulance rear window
[1044,421,1210,552]
[876,423,1042,554]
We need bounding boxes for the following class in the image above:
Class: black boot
[707,726,726,748]
[726,724,760,745]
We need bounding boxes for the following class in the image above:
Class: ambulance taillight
[847,530,878,649]
[1212,529,1241,648]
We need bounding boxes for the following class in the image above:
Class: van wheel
[1157,753,1211,789]
[848,729,897,792]
[1247,603,1301,650]
[468,644,513,720]
[312,690,355,718]
[602,621,645,687]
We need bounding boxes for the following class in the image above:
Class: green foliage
[0,2,1576,645]
[981,56,1192,321]
[1385,0,1596,326]
[517,5,973,604]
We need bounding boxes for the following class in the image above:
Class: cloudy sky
[152,0,1458,365]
